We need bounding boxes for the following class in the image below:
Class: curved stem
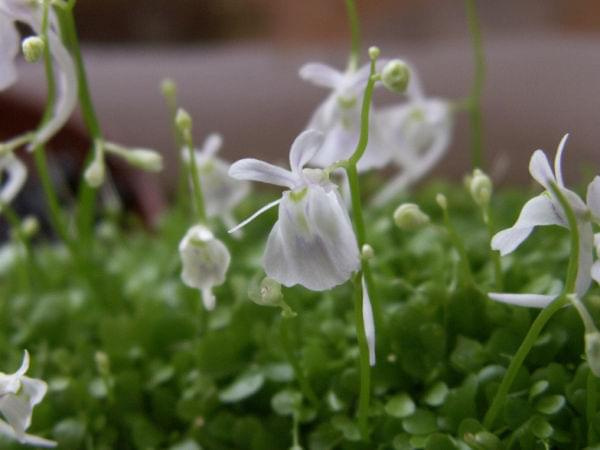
[344,0,361,71]
[464,0,486,169]
[483,294,567,429]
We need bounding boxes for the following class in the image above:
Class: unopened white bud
[175,108,193,133]
[122,148,163,172]
[160,78,176,98]
[469,168,492,206]
[361,244,374,260]
[381,59,410,94]
[368,46,380,60]
[84,152,105,188]
[586,331,600,377]
[21,216,39,238]
[393,203,430,231]
[436,193,448,210]
[22,36,45,63]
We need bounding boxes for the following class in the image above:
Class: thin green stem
[348,59,377,166]
[280,319,319,408]
[182,131,207,223]
[440,207,475,286]
[353,273,371,440]
[56,8,103,243]
[483,294,567,429]
[464,0,486,169]
[484,183,581,429]
[344,0,361,71]
[588,370,598,445]
[483,205,503,290]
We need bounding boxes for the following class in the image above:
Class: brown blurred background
[1,0,600,224]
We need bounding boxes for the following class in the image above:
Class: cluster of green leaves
[1,182,599,449]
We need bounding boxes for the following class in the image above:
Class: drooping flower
[229,129,360,291]
[0,351,56,447]
[372,73,453,206]
[179,224,231,310]
[0,0,78,146]
[182,133,250,229]
[299,62,391,171]
[0,153,27,211]
[489,134,595,307]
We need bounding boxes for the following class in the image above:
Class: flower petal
[592,260,600,285]
[587,176,600,220]
[362,278,376,366]
[289,129,323,175]
[299,63,344,89]
[0,155,27,208]
[229,158,296,189]
[488,292,556,308]
[263,186,359,291]
[554,133,569,187]
[528,149,555,190]
[201,133,223,157]
[491,193,564,255]
[0,394,32,438]
[575,221,594,297]
[0,15,19,90]
[0,419,56,447]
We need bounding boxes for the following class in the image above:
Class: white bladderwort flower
[372,69,453,206]
[299,61,391,171]
[182,133,250,228]
[0,351,56,447]
[0,0,77,146]
[489,134,596,308]
[179,224,231,310]
[0,153,26,211]
[229,129,360,291]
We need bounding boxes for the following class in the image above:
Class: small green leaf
[529,416,553,439]
[331,415,361,442]
[424,382,449,407]
[450,336,486,374]
[402,409,438,435]
[535,395,566,415]
[385,393,416,418]
[219,371,264,403]
[271,389,302,416]
[528,379,549,400]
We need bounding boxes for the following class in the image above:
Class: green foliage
[1,184,599,449]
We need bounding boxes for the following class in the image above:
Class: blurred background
[1,0,600,225]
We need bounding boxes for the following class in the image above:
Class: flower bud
[121,148,163,172]
[21,216,40,238]
[585,331,600,377]
[393,203,430,231]
[21,36,45,63]
[381,59,410,94]
[469,168,493,206]
[175,108,193,134]
[160,78,176,98]
[368,46,380,60]
[436,193,448,210]
[84,151,105,188]
[361,244,374,260]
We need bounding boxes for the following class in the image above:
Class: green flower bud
[585,331,600,377]
[21,36,45,63]
[436,193,448,210]
[381,59,410,94]
[175,108,193,133]
[20,216,40,238]
[393,203,430,231]
[160,78,176,98]
[84,151,105,188]
[94,351,111,377]
[368,46,380,60]
[121,148,163,172]
[469,168,493,206]
[361,244,374,260]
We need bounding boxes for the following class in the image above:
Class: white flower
[0,0,77,146]
[489,134,595,308]
[179,224,231,310]
[182,133,250,228]
[299,62,391,171]
[0,153,26,210]
[229,129,360,291]
[362,277,376,366]
[0,351,56,447]
[372,71,452,206]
